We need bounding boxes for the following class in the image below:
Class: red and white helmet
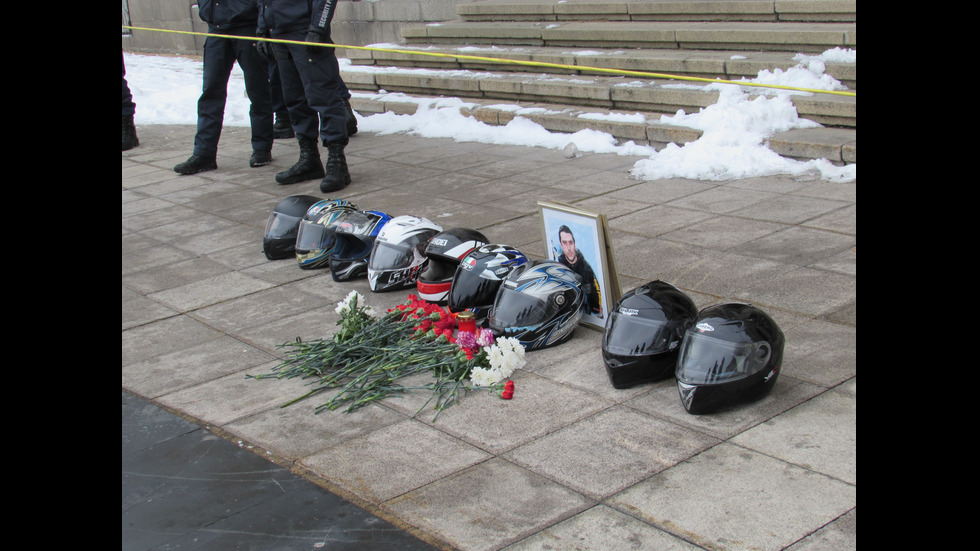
[416,228,488,303]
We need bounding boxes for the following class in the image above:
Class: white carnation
[487,337,526,378]
[470,366,503,387]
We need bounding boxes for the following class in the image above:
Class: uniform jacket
[258,0,340,36]
[197,0,260,32]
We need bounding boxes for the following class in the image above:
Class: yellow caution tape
[123,25,855,97]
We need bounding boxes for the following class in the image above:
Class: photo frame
[538,201,622,331]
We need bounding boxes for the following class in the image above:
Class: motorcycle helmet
[328,210,392,282]
[447,244,528,321]
[601,280,698,389]
[367,215,443,292]
[262,195,321,260]
[488,260,583,350]
[675,303,785,414]
[294,199,357,269]
[416,228,489,304]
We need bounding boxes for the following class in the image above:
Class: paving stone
[300,419,494,503]
[731,381,856,484]
[122,337,275,399]
[608,442,856,551]
[504,505,703,551]
[385,458,594,551]
[504,405,721,499]
[147,271,275,312]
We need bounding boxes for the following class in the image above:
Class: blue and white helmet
[367,215,443,292]
[488,260,583,350]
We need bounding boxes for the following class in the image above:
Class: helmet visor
[676,333,772,385]
[603,312,683,357]
[491,286,557,329]
[332,235,372,261]
[448,269,501,312]
[296,221,337,253]
[369,240,424,271]
[265,211,302,239]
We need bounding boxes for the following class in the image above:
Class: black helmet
[488,260,583,350]
[328,210,392,282]
[601,281,698,389]
[447,244,528,321]
[416,228,489,304]
[295,199,357,270]
[262,195,321,260]
[367,215,443,292]
[675,303,785,414]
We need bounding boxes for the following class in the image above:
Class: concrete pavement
[123,123,855,551]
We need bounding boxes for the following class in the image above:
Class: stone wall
[122,0,468,56]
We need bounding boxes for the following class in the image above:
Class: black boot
[174,154,217,175]
[320,143,351,193]
[276,137,323,185]
[249,149,272,167]
[122,114,139,151]
[344,100,358,137]
[273,111,294,139]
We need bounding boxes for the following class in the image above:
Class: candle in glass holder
[457,311,476,334]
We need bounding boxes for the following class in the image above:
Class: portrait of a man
[557,224,603,318]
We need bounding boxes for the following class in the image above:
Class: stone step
[347,43,856,89]
[340,63,855,128]
[457,0,857,23]
[401,20,856,53]
[347,92,856,166]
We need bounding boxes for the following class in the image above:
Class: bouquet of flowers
[249,291,525,420]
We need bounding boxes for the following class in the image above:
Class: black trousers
[193,30,274,157]
[271,33,349,146]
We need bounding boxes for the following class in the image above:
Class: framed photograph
[537,201,622,331]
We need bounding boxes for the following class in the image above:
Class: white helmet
[367,215,443,292]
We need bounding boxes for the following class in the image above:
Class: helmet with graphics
[488,260,583,350]
[416,228,489,304]
[294,199,358,269]
[447,244,528,321]
[367,215,443,292]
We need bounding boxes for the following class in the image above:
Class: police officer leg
[235,33,274,167]
[271,41,323,185]
[175,36,233,174]
[305,45,350,192]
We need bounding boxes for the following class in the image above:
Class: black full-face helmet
[416,228,488,304]
[295,199,357,270]
[675,303,785,414]
[447,244,528,321]
[488,261,583,350]
[262,195,321,260]
[367,215,443,292]
[328,210,392,282]
[601,280,698,389]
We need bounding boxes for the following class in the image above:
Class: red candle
[457,311,476,333]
